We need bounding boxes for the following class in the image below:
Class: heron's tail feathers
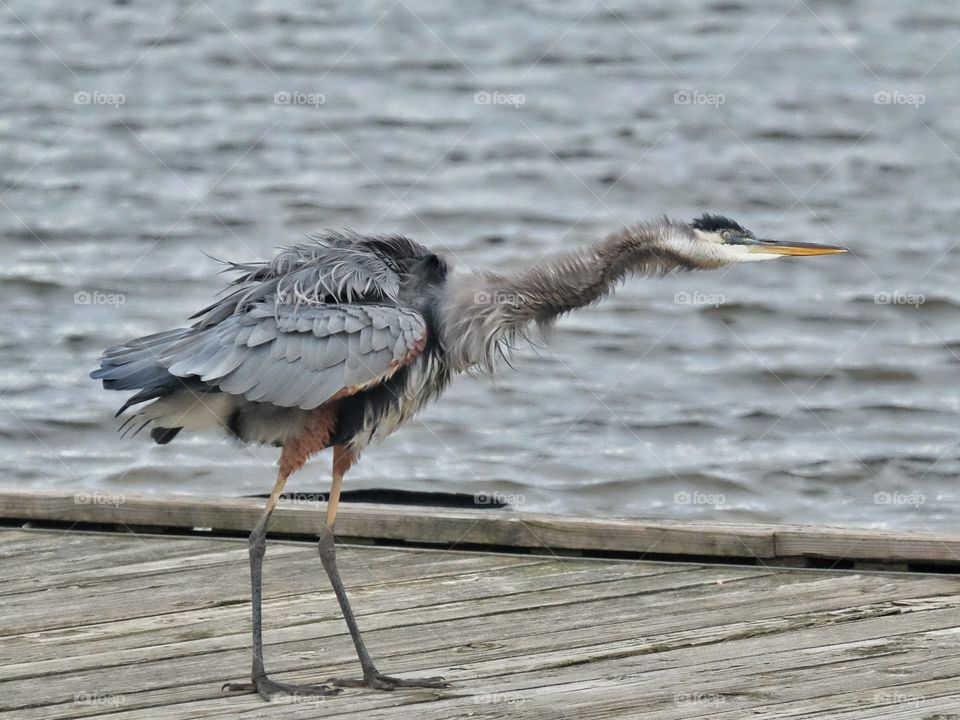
[91,328,192,412]
[92,328,235,443]
[117,391,235,444]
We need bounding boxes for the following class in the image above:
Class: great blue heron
[92,214,845,700]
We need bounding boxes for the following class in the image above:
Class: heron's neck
[511,220,695,321]
[440,219,698,373]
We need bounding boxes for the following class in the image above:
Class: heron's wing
[160,303,427,410]
[191,233,431,328]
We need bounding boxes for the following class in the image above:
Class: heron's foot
[328,670,450,690]
[222,674,341,701]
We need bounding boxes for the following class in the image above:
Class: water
[2,0,958,532]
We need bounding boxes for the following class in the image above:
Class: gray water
[2,0,958,532]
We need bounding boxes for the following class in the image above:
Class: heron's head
[689,214,847,264]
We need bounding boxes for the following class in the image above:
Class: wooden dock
[1,490,959,718]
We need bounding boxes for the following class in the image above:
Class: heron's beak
[740,238,848,256]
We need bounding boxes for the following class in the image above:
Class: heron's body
[96,233,454,474]
[92,215,845,700]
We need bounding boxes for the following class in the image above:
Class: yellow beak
[745,240,848,256]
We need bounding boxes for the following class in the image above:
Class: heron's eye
[720,229,733,241]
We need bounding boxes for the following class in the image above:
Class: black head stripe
[691,213,749,235]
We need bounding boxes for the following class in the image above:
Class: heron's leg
[320,447,449,690]
[223,469,340,701]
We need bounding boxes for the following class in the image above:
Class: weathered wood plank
[11,601,959,720]
[4,565,958,717]
[0,556,697,676]
[0,548,556,636]
[774,525,960,566]
[3,506,960,719]
[5,489,960,566]
[1,563,766,703]
[8,551,955,685]
[0,489,780,558]
[0,529,545,597]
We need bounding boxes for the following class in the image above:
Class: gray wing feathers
[190,234,420,329]
[221,346,277,402]
[92,328,192,391]
[246,320,277,347]
[273,245,402,304]
[159,304,426,410]
[312,335,349,369]
[94,232,439,418]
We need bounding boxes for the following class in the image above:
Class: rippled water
[2,0,958,531]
